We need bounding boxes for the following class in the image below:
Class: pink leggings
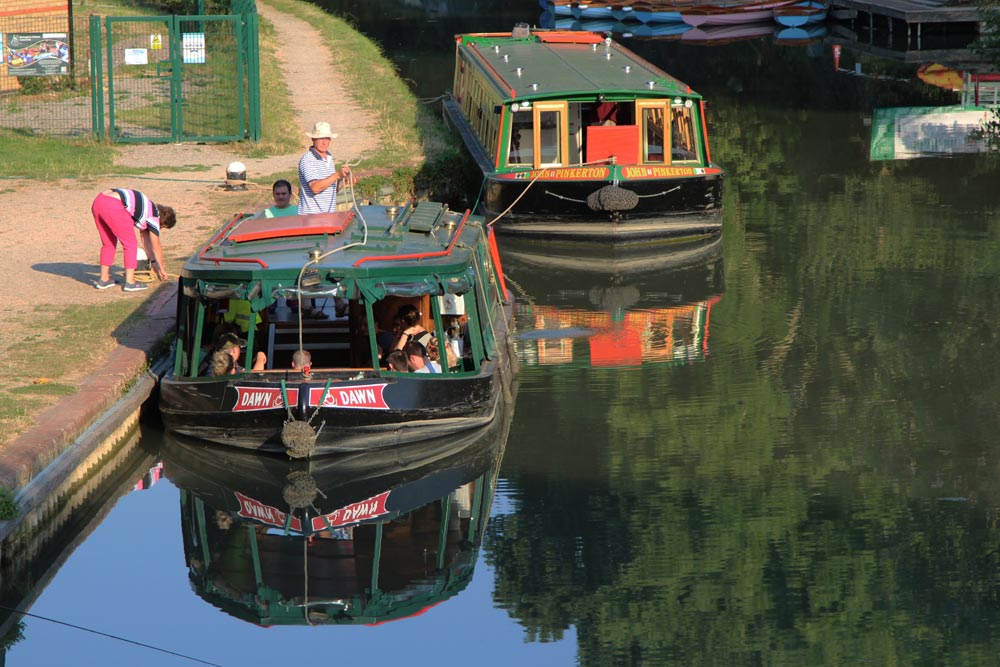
[92,192,138,269]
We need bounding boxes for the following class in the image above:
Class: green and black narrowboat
[158,202,516,458]
[443,25,723,241]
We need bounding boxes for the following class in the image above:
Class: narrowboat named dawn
[158,202,516,458]
[443,25,723,242]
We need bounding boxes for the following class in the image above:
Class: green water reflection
[310,1,1000,663]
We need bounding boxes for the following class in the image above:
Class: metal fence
[0,1,259,142]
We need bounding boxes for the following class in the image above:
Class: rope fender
[587,184,639,212]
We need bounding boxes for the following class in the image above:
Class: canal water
[6,1,1000,664]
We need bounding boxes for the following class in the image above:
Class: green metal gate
[89,11,260,143]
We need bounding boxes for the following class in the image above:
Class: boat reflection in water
[502,234,723,368]
[162,401,513,626]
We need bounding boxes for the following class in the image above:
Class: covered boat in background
[443,25,723,241]
[158,202,516,458]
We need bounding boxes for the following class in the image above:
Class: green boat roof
[182,202,486,286]
[457,30,700,102]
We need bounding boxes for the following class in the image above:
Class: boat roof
[183,202,486,284]
[456,30,700,102]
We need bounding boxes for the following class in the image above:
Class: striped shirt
[112,188,163,236]
[297,148,337,214]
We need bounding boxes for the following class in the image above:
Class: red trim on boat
[699,100,712,165]
[487,226,510,300]
[197,213,271,267]
[352,210,471,267]
[537,32,604,44]
[228,211,355,243]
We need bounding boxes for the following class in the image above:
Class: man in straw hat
[297,120,352,214]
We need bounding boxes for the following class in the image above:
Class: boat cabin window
[641,106,667,163]
[537,103,565,167]
[507,108,534,167]
[637,100,700,164]
[368,293,475,374]
[671,104,699,162]
[506,102,569,168]
[174,282,489,379]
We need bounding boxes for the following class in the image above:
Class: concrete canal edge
[0,286,177,547]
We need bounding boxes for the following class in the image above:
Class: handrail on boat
[352,210,471,267]
[197,211,269,268]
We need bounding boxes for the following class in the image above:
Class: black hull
[159,364,508,455]
[483,175,723,238]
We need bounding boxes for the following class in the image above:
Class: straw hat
[306,121,337,140]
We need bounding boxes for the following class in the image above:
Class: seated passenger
[374,315,402,362]
[223,299,263,334]
[404,341,441,374]
[385,349,410,372]
[263,179,298,218]
[210,349,236,376]
[291,349,312,376]
[208,333,267,375]
[393,304,433,351]
[427,339,458,370]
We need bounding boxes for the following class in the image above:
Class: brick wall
[0,0,71,93]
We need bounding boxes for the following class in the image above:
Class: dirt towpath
[0,1,378,465]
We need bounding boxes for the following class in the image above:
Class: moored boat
[681,20,776,44]
[443,26,723,241]
[772,0,827,27]
[680,0,797,26]
[158,202,516,458]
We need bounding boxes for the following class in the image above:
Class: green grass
[0,487,17,520]
[0,131,117,180]
[0,300,149,444]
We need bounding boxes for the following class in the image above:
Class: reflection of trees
[486,68,1000,663]
[969,108,1000,152]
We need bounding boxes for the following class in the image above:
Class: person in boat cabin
[385,349,410,373]
[393,304,433,352]
[404,341,440,374]
[91,188,175,291]
[210,349,237,376]
[376,315,402,362]
[208,332,266,375]
[297,121,352,214]
[263,179,298,218]
[291,349,312,376]
[223,298,263,335]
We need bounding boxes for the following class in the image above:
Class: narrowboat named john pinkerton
[443,25,723,241]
